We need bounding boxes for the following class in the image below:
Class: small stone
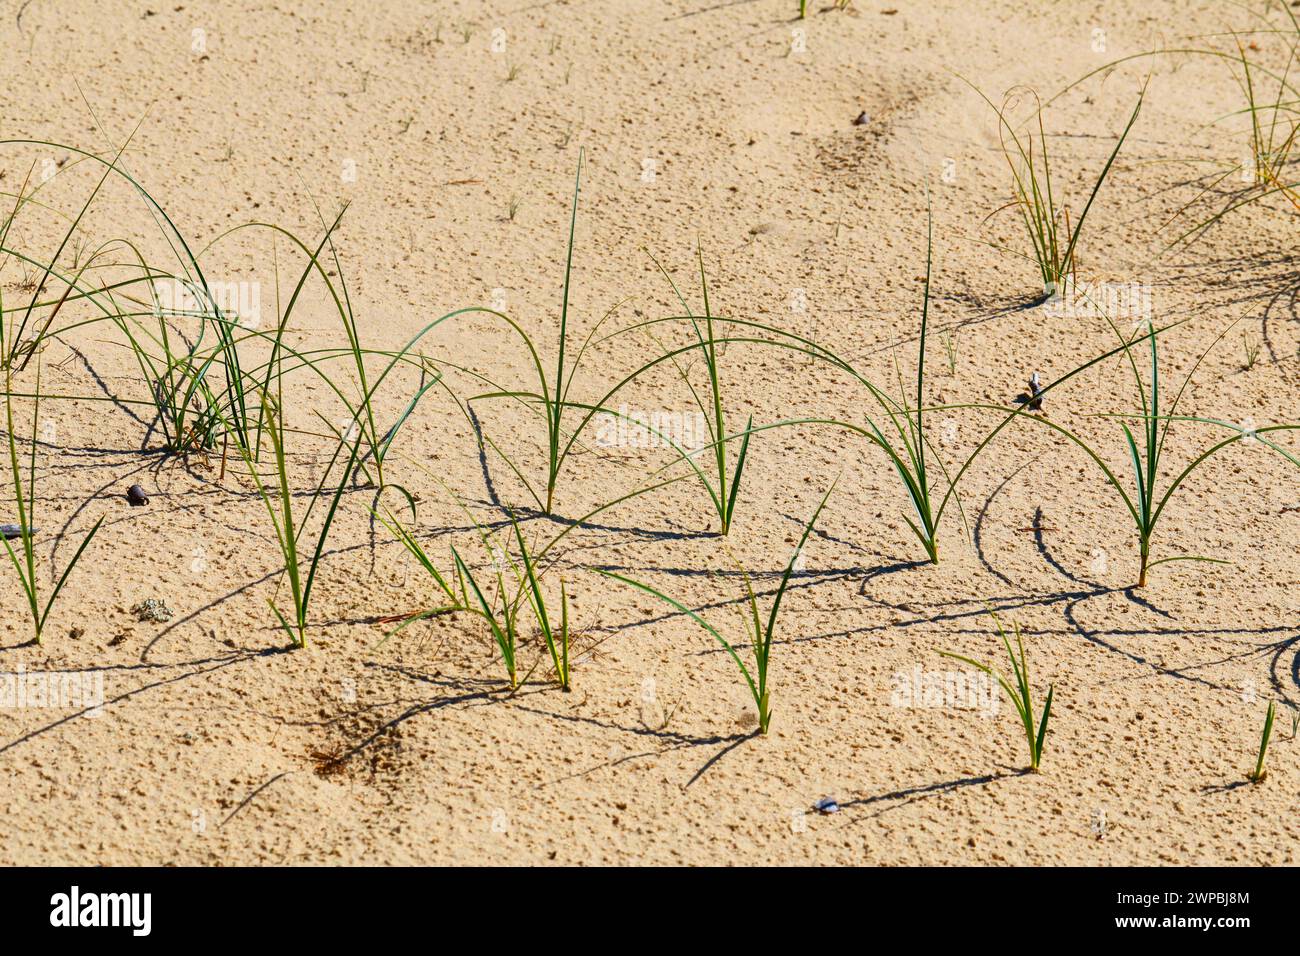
[853,111,870,126]
[814,796,840,814]
[127,484,149,506]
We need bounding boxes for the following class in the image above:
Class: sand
[0,0,1297,865]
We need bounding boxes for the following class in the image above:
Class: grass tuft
[941,609,1053,771]
[599,482,835,734]
[1249,699,1276,783]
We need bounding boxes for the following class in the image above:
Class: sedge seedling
[467,152,636,518]
[1052,9,1299,245]
[380,494,575,692]
[941,610,1054,772]
[943,327,958,374]
[1,359,103,645]
[237,390,362,648]
[511,512,571,691]
[1242,330,1260,370]
[1249,700,1276,783]
[599,483,834,734]
[641,247,755,535]
[451,543,520,691]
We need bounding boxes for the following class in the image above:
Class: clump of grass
[941,610,1054,772]
[942,327,958,374]
[1054,9,1298,245]
[1238,39,1298,196]
[375,507,469,624]
[943,310,1300,587]
[599,484,834,734]
[973,83,1144,298]
[1,137,134,372]
[1249,700,1276,783]
[1,359,103,645]
[115,273,226,455]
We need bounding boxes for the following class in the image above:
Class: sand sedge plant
[598,483,834,735]
[0,134,400,472]
[1249,700,1276,783]
[0,139,444,486]
[2,134,136,371]
[379,497,573,691]
[237,390,362,648]
[1164,36,1300,244]
[941,611,1054,772]
[1,360,103,645]
[467,152,631,517]
[1053,10,1299,244]
[375,507,469,625]
[642,247,756,535]
[511,512,571,691]
[451,543,520,691]
[973,83,1145,299]
[110,272,227,454]
[1242,330,1260,370]
[845,210,960,563]
[1236,36,1299,201]
[0,134,260,447]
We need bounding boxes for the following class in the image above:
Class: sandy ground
[0,0,1298,865]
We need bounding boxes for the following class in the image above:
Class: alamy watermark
[1043,279,1152,326]
[153,278,262,330]
[593,404,707,451]
[0,664,104,718]
[890,665,999,717]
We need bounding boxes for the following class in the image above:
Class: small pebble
[0,523,33,539]
[853,111,870,126]
[127,484,149,506]
[814,796,840,814]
